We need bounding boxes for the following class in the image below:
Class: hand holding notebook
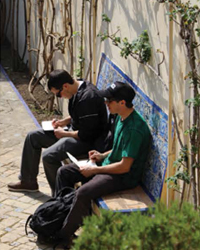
[66,152,96,168]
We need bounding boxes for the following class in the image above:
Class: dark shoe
[8,181,39,192]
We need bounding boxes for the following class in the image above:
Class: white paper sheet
[66,152,96,168]
[41,121,69,131]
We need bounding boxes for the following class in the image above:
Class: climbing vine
[162,0,200,210]
[98,14,168,91]
[2,0,95,111]
[26,0,74,111]
[99,15,151,63]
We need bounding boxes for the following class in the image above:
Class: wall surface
[3,0,200,203]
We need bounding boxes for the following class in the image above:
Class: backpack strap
[56,186,75,198]
[25,214,33,235]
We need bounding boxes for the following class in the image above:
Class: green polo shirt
[102,110,151,188]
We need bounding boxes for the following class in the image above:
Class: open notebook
[66,152,96,168]
[42,121,69,131]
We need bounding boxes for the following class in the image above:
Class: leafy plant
[74,46,85,78]
[72,202,200,250]
[98,13,168,95]
[166,145,190,192]
[162,0,200,209]
[98,15,152,64]
[72,29,85,78]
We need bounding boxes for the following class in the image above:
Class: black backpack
[25,187,75,244]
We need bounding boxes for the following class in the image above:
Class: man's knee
[76,185,92,201]
[56,165,66,176]
[42,150,52,164]
[26,130,37,142]
[26,129,43,147]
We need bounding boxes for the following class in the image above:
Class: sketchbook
[41,121,69,131]
[66,152,96,168]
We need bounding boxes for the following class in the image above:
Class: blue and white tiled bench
[93,53,169,213]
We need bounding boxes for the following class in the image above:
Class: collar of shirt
[71,80,84,105]
[78,80,84,90]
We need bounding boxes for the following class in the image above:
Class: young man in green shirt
[54,81,151,246]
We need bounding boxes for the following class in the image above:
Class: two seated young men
[8,69,151,245]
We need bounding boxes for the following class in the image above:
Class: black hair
[125,102,133,108]
[47,69,74,90]
[115,99,133,108]
[114,98,133,108]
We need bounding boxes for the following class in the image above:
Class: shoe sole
[8,187,39,192]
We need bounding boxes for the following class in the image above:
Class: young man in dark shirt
[8,69,108,195]
[54,81,151,247]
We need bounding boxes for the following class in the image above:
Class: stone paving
[0,66,64,250]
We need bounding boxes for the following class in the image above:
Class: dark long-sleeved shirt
[68,81,108,142]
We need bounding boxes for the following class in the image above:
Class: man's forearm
[63,130,79,139]
[102,150,112,159]
[96,157,134,175]
[62,116,71,125]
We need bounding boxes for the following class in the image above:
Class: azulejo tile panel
[96,53,169,202]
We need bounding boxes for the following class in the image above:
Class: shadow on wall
[98,0,169,111]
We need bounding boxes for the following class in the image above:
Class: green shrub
[72,202,200,250]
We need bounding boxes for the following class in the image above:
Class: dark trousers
[19,129,92,193]
[55,163,129,240]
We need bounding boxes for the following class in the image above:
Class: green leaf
[102,14,111,23]
[72,31,79,37]
[195,28,200,37]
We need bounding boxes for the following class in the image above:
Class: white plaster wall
[96,0,169,114]
[4,0,199,134]
[70,0,194,117]
[71,0,199,145]
[4,0,199,128]
[4,0,200,139]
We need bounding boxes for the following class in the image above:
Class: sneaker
[8,181,39,192]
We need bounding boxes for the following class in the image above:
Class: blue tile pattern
[96,53,169,202]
